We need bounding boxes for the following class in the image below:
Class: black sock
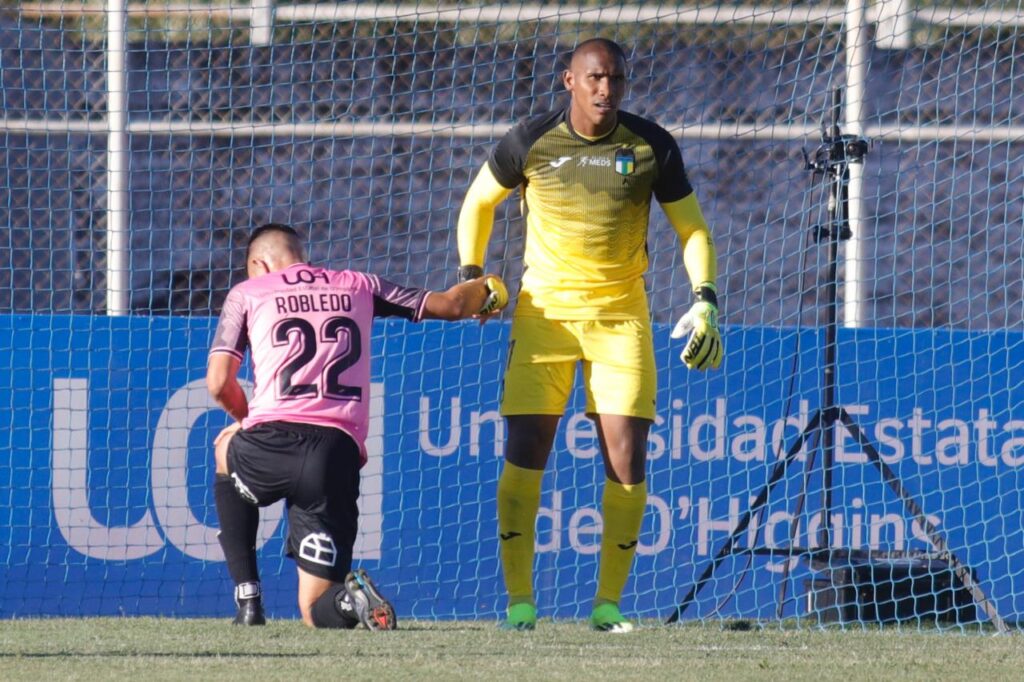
[310,584,359,629]
[214,474,261,586]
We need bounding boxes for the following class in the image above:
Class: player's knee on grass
[298,573,327,627]
[308,583,359,629]
[298,565,357,628]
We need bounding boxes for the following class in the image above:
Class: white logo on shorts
[299,532,338,567]
[231,473,259,505]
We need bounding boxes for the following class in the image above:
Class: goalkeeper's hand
[670,285,723,371]
[478,275,509,316]
[459,265,509,317]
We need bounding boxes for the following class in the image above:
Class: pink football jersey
[210,263,429,462]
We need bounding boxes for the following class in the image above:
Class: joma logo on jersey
[577,156,612,168]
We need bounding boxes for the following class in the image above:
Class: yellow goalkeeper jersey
[487,108,694,320]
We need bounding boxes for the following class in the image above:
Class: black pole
[820,87,847,551]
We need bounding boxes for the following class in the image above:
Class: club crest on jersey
[614,148,635,176]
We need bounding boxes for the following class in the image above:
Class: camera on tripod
[806,87,870,169]
[804,134,869,174]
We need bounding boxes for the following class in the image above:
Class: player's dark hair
[569,38,628,65]
[246,223,304,261]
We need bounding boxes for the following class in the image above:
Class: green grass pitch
[0,618,1021,681]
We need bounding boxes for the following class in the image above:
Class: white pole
[251,0,274,45]
[843,0,869,328]
[875,0,912,50]
[106,0,129,316]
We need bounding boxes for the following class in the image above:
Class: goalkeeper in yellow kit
[457,38,722,632]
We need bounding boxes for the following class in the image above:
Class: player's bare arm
[422,275,509,321]
[206,353,247,477]
[206,353,248,423]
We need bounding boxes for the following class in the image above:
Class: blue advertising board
[2,314,1023,624]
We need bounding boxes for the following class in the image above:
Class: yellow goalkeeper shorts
[500,316,656,420]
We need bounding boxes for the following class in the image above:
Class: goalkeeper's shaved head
[569,38,627,69]
[246,223,307,276]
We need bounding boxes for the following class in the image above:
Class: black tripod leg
[666,410,823,624]
[774,428,824,619]
[838,409,1010,633]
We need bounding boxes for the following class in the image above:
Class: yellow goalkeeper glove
[670,284,723,371]
[478,275,509,316]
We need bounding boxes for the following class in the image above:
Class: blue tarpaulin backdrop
[2,314,1023,624]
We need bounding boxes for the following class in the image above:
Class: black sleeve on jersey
[368,274,429,321]
[233,314,249,357]
[620,111,694,204]
[373,296,416,320]
[487,109,566,189]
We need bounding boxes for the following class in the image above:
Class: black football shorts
[227,421,360,581]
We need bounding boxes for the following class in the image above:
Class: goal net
[2,1,1022,629]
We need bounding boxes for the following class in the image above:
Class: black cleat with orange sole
[344,569,397,630]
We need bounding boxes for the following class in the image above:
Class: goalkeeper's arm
[662,193,723,370]
[456,164,514,282]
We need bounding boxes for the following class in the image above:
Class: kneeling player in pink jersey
[206,223,508,629]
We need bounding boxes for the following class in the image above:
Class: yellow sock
[596,478,647,605]
[497,461,544,605]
